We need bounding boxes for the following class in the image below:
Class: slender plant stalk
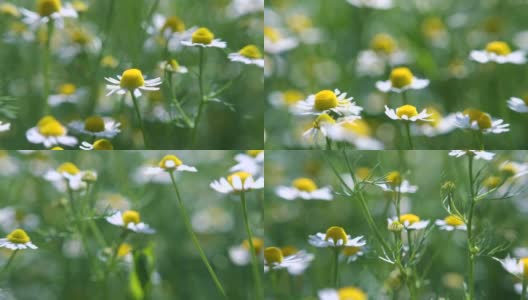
[43,21,54,115]
[466,155,476,300]
[1,249,18,275]
[521,276,527,300]
[402,91,408,105]
[325,137,332,150]
[404,123,414,150]
[169,173,228,299]
[130,91,148,148]
[165,71,193,127]
[333,248,339,288]
[191,47,206,148]
[240,190,264,300]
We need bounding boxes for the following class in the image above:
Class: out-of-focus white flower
[226,0,263,18]
[318,287,368,300]
[388,214,429,231]
[106,210,155,234]
[20,0,78,29]
[448,150,495,161]
[347,0,392,9]
[454,109,509,134]
[210,172,264,194]
[276,177,333,201]
[470,41,526,64]
[508,97,528,113]
[435,215,467,231]
[230,150,264,176]
[376,67,429,93]
[181,27,226,49]
[264,26,298,54]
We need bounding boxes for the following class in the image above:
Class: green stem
[43,21,54,115]
[1,249,18,275]
[466,155,476,300]
[240,191,264,300]
[325,137,332,150]
[166,71,193,127]
[169,173,227,299]
[404,123,414,150]
[402,91,408,105]
[407,230,413,254]
[333,248,339,288]
[106,230,129,274]
[130,91,148,148]
[191,47,206,148]
[522,276,527,300]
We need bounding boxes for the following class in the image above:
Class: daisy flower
[508,96,528,113]
[470,41,526,64]
[105,68,162,98]
[106,210,155,234]
[228,45,264,67]
[500,161,528,179]
[494,255,528,279]
[268,89,305,108]
[210,171,264,194]
[326,119,384,150]
[264,247,314,274]
[20,0,78,29]
[285,13,323,45]
[376,67,429,93]
[302,113,337,141]
[226,0,263,18]
[413,107,457,137]
[181,27,226,49]
[145,154,198,175]
[294,89,362,116]
[264,26,298,54]
[44,162,90,191]
[0,207,39,233]
[147,14,195,52]
[341,245,365,263]
[229,238,264,266]
[448,150,496,161]
[347,0,393,9]
[69,116,120,139]
[376,171,418,194]
[229,150,264,176]
[275,177,333,201]
[385,105,432,122]
[48,83,86,106]
[275,246,314,275]
[454,109,509,134]
[0,229,37,250]
[0,121,11,132]
[26,115,78,148]
[435,215,467,231]
[308,226,366,248]
[59,28,101,62]
[79,139,114,150]
[318,287,368,300]
[0,3,20,17]
[159,59,188,74]
[388,213,429,231]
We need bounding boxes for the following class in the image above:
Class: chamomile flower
[340,245,365,263]
[147,14,195,52]
[159,59,188,74]
[389,213,429,231]
[264,26,298,54]
[191,207,234,234]
[494,255,528,279]
[0,121,11,132]
[228,45,264,67]
[302,113,337,141]
[385,105,432,122]
[59,28,101,62]
[79,139,114,150]
[326,119,384,150]
[69,116,120,138]
[294,89,362,116]
[0,229,37,250]
[357,34,410,77]
[20,0,78,29]
[264,247,314,274]
[229,238,264,266]
[508,96,528,113]
[268,89,305,108]
[145,155,197,176]
[44,162,89,191]
[229,150,264,176]
[106,210,155,234]
[499,161,528,179]
[376,171,418,194]
[413,108,457,137]
[454,109,509,134]
[275,177,333,201]
[210,171,264,194]
[0,3,20,17]
[435,215,467,231]
[0,207,39,233]
[376,67,429,93]
[308,226,366,248]
[470,41,526,64]
[4,21,35,43]
[105,68,162,98]
[347,0,393,9]
[48,83,85,106]
[26,116,78,148]
[181,27,226,48]
[318,287,368,300]
[226,0,263,19]
[448,150,496,161]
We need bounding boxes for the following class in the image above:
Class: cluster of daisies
[0,0,263,149]
[265,0,528,150]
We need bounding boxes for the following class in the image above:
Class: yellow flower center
[227,171,251,186]
[342,246,361,256]
[521,257,528,278]
[58,83,76,95]
[400,213,420,224]
[84,116,105,133]
[122,210,141,226]
[500,163,517,177]
[117,243,132,257]
[420,107,441,127]
[314,90,338,111]
[51,147,64,150]
[120,69,145,90]
[483,176,501,189]
[341,120,371,137]
[463,108,491,130]
[242,238,264,255]
[281,246,298,257]
[7,229,31,244]
[70,29,90,45]
[158,154,183,170]
[239,45,262,59]
[370,33,396,55]
[390,67,414,88]
[313,113,336,129]
[325,226,348,245]
[93,139,114,150]
[0,3,20,17]
[37,0,61,17]
[264,26,281,43]
[444,215,464,226]
[162,16,185,33]
[337,287,368,300]
[356,168,371,180]
[396,105,418,119]
[37,116,66,137]
[191,27,214,44]
[485,41,511,56]
[101,55,118,68]
[264,247,284,264]
[422,17,445,38]
[386,171,402,186]
[57,162,80,175]
[164,59,180,71]
[246,150,263,157]
[282,90,304,105]
[292,177,318,192]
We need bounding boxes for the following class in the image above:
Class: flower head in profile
[309,226,366,248]
[69,116,120,138]
[26,115,78,148]
[106,210,155,234]
[264,246,314,275]
[0,229,38,250]
[159,59,188,74]
[470,41,526,64]
[269,89,305,108]
[48,83,85,106]
[376,67,429,93]
[181,27,226,48]
[264,26,298,54]
[376,171,418,194]
[229,150,264,176]
[389,213,429,231]
[294,89,362,116]
[318,286,368,300]
[229,238,264,266]
[44,162,92,191]
[455,109,509,134]
[385,105,432,122]
[228,45,264,67]
[413,107,457,137]
[20,0,78,29]
[210,171,264,194]
[494,255,528,280]
[226,0,263,18]
[275,177,333,201]
[327,119,384,150]
[340,245,365,263]
[507,96,528,113]
[435,215,467,231]
[448,150,495,161]
[147,14,195,51]
[80,139,114,150]
[105,68,162,98]
[302,113,338,141]
[145,154,198,176]
[347,0,393,9]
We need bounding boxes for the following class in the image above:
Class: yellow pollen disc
[117,243,132,257]
[242,238,264,254]
[165,59,180,71]
[120,69,145,90]
[264,247,284,264]
[246,150,263,157]
[477,113,492,129]
[122,210,141,226]
[400,213,420,224]
[314,90,338,111]
[325,226,348,244]
[37,0,61,17]
[390,67,414,89]
[93,139,114,150]
[292,177,318,192]
[38,117,65,137]
[57,162,80,175]
[420,107,441,127]
[462,108,491,130]
[386,171,402,186]
[355,167,371,180]
[500,163,517,177]
[0,3,20,17]
[313,113,336,129]
[192,27,214,44]
[370,33,396,55]
[281,246,298,257]
[162,16,185,33]
[6,228,30,244]
[282,90,304,105]
[287,14,312,34]
[523,95,528,106]
[58,83,76,95]
[239,45,262,59]
[158,155,182,170]
[444,215,464,226]
[341,120,371,137]
[485,41,511,56]
[422,17,445,38]
[101,55,118,68]
[342,246,361,256]
[483,176,501,189]
[396,105,418,119]
[264,26,281,43]
[84,116,105,133]
[70,29,90,45]
[51,146,64,150]
[337,287,368,300]
[227,171,251,186]
[521,258,528,277]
